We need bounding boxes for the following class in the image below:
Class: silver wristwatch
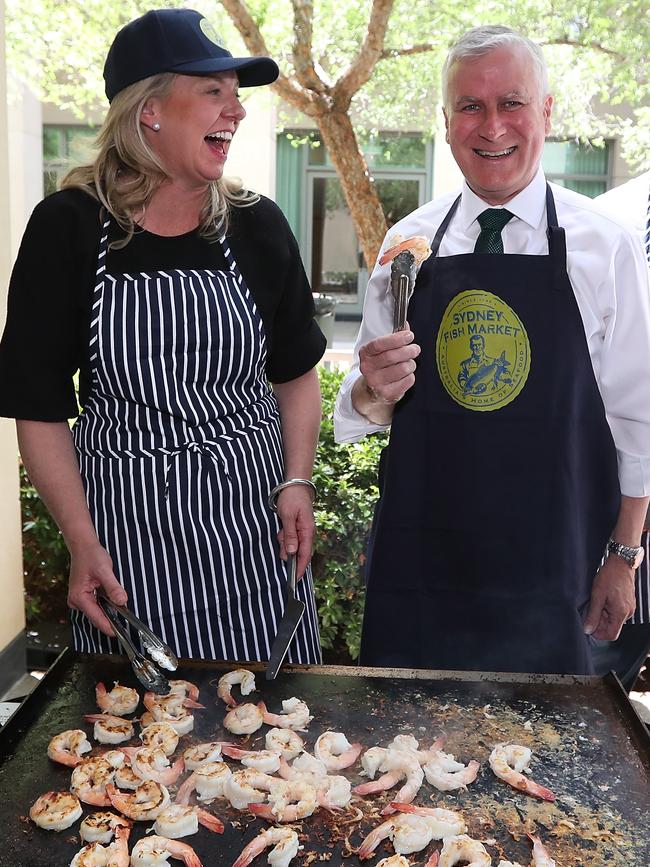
[607,538,645,569]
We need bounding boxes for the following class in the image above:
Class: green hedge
[20,367,387,661]
[312,367,387,662]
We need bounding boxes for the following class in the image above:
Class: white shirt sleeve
[564,207,650,496]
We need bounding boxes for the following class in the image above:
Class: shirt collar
[456,165,547,232]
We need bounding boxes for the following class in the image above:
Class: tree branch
[540,37,625,62]
[333,0,394,108]
[380,42,438,60]
[290,0,327,93]
[219,0,327,116]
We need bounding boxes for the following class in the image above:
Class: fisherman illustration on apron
[360,186,620,675]
[71,217,322,664]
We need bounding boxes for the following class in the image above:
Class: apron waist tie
[161,440,231,499]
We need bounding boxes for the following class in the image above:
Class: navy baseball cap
[103,8,279,102]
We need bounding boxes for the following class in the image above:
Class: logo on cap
[200,18,225,48]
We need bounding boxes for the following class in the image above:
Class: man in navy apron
[334,26,650,675]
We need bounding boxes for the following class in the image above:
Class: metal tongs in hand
[390,250,416,332]
[97,593,178,694]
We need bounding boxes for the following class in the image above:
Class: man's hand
[584,556,637,640]
[352,328,421,424]
[67,542,128,636]
[359,328,420,403]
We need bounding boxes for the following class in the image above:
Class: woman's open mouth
[205,130,233,157]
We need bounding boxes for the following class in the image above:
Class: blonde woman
[0,8,324,663]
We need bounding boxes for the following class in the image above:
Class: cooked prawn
[528,834,556,867]
[70,823,130,867]
[354,748,424,812]
[424,748,480,792]
[140,722,180,757]
[29,790,83,831]
[223,703,264,735]
[378,234,432,267]
[130,835,202,866]
[249,779,317,822]
[168,680,201,703]
[217,669,256,707]
[489,744,555,802]
[360,746,388,778]
[265,728,304,760]
[357,813,433,859]
[315,775,352,810]
[224,768,276,811]
[80,811,131,844]
[144,692,204,713]
[183,742,223,769]
[106,781,170,821]
[313,731,362,771]
[71,756,115,806]
[121,746,185,786]
[259,697,312,731]
[96,682,139,716]
[175,762,232,803]
[232,827,300,867]
[283,752,328,782]
[388,803,467,838]
[114,757,141,791]
[221,744,281,774]
[438,834,491,867]
[84,713,135,745]
[47,729,92,767]
[153,804,224,839]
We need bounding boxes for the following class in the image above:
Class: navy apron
[71,217,322,664]
[360,186,620,675]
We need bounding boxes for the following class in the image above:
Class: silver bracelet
[268,478,317,512]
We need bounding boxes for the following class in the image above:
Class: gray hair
[441,26,549,107]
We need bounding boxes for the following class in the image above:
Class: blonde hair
[61,72,258,247]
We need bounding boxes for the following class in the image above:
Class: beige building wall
[0,0,26,659]
[223,89,276,198]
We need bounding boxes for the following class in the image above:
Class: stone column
[0,0,27,690]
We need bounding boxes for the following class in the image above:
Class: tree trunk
[315,110,388,271]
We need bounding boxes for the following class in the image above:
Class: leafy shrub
[20,462,70,625]
[312,366,388,663]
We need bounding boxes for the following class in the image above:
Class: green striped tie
[474,208,514,254]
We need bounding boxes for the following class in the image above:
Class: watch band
[607,538,645,568]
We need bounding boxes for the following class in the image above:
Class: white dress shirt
[334,167,650,497]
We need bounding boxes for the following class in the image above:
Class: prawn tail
[523,780,555,802]
[220,744,244,759]
[247,802,274,820]
[424,852,440,867]
[197,809,224,834]
[378,241,410,266]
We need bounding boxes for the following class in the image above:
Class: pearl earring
[152,122,160,131]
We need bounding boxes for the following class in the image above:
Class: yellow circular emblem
[200,18,225,48]
[435,290,531,411]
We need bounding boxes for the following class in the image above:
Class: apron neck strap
[431,195,461,256]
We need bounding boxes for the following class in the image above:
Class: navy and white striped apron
[71,218,321,663]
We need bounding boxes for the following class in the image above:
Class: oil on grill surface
[0,655,648,866]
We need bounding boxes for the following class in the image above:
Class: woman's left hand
[275,484,316,580]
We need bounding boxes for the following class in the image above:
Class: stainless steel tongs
[390,250,417,332]
[97,594,178,694]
